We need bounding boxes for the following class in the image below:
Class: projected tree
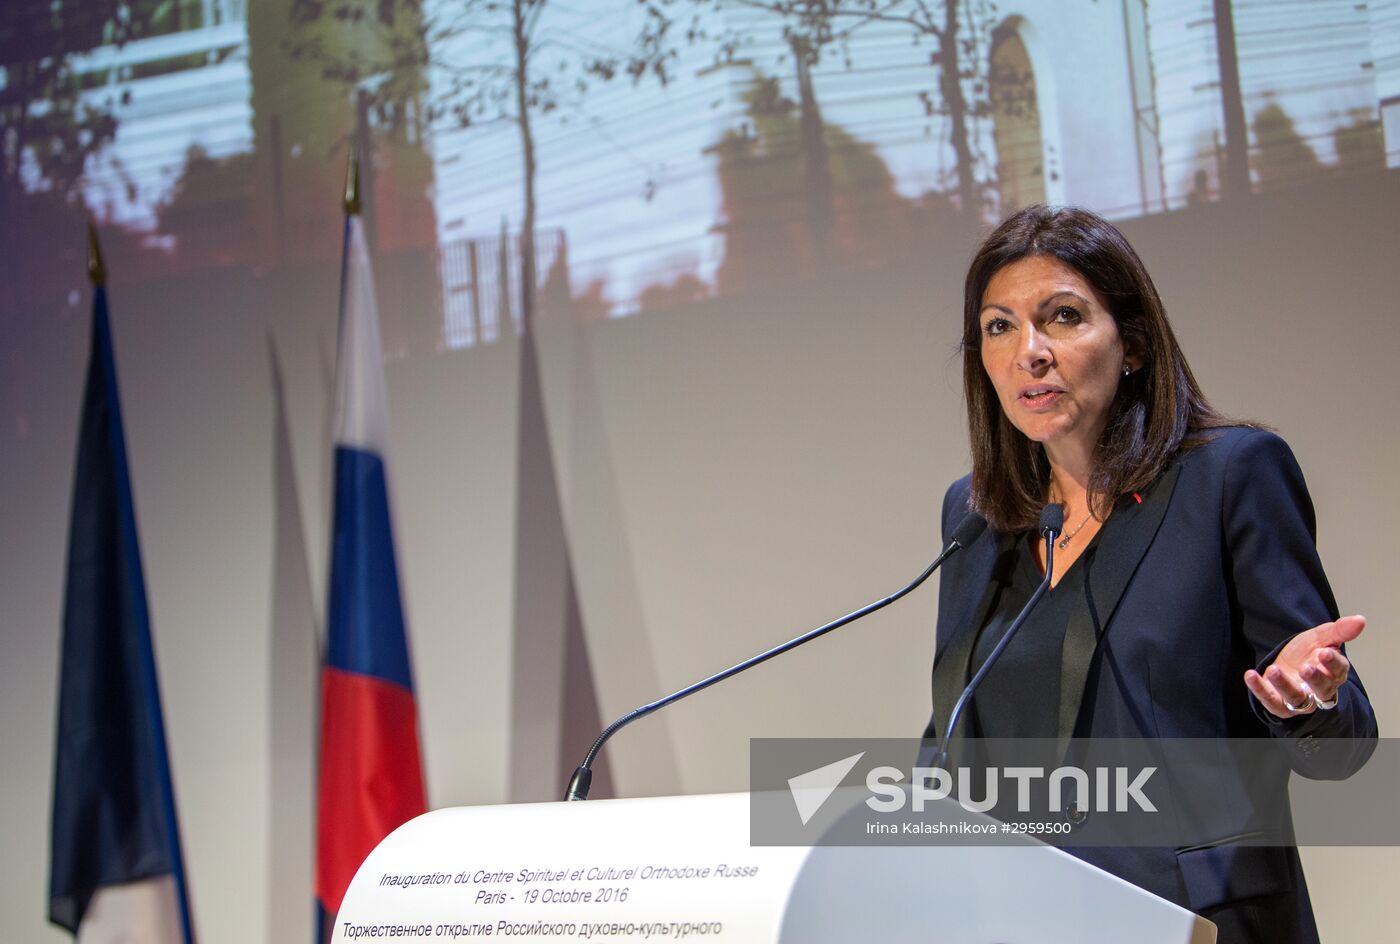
[705,72,934,293]
[0,0,187,304]
[628,3,847,258]
[633,0,1014,220]
[1250,102,1322,192]
[290,0,629,326]
[1332,110,1384,173]
[0,2,168,439]
[0,2,159,237]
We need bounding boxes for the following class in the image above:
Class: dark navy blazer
[920,427,1377,941]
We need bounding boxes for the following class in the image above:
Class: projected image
[1,0,1395,355]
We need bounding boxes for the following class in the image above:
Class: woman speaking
[921,205,1377,943]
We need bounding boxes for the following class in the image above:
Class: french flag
[49,285,196,943]
[316,213,427,940]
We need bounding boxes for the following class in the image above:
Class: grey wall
[3,172,1397,941]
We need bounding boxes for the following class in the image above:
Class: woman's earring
[1122,366,1132,377]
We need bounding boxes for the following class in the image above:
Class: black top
[968,530,1094,742]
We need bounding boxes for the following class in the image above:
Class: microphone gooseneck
[931,503,1062,771]
[564,513,989,800]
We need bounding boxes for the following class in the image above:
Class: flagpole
[344,148,361,217]
[336,150,360,345]
[87,221,106,286]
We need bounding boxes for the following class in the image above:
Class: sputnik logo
[787,752,865,826]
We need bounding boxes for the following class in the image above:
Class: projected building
[421,0,1165,324]
[422,0,1394,315]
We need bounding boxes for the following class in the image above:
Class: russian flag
[49,286,196,943]
[316,213,427,940]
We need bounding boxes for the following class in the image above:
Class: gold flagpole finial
[87,220,107,286]
[344,148,361,216]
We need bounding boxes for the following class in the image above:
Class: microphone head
[1039,503,1065,538]
[948,512,989,549]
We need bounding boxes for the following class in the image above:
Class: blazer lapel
[930,531,1015,751]
[1055,462,1182,754]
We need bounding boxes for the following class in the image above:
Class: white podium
[331,792,1214,943]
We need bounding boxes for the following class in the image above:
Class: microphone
[564,512,990,801]
[929,503,1063,771]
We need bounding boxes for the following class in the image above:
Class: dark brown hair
[962,204,1229,532]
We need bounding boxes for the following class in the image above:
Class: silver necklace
[1049,487,1094,550]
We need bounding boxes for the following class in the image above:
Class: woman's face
[978,254,1135,467]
